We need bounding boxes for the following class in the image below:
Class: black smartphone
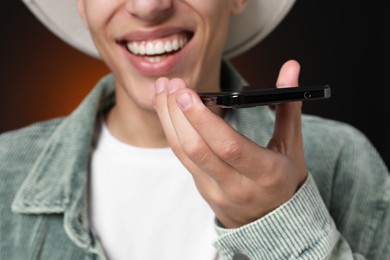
[198,84,331,108]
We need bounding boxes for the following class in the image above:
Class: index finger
[173,88,274,177]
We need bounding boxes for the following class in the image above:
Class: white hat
[22,0,295,59]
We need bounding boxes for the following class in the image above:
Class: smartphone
[198,84,331,108]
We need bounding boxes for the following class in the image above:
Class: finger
[154,78,220,192]
[166,79,239,186]
[270,60,303,157]
[154,77,179,147]
[172,86,273,178]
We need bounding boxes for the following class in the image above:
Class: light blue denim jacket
[1,61,389,259]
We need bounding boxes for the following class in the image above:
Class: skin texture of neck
[104,84,169,148]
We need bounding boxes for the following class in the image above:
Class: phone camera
[304,91,312,99]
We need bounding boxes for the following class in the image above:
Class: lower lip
[122,40,193,76]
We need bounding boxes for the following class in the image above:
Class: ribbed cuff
[214,174,340,260]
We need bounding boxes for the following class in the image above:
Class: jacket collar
[11,74,115,250]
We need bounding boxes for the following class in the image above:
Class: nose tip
[125,0,173,23]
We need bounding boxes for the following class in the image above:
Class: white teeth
[139,45,146,55]
[172,39,179,51]
[127,42,137,54]
[164,41,172,52]
[144,55,166,63]
[146,42,154,55]
[155,41,164,54]
[126,35,188,58]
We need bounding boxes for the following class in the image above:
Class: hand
[153,60,307,228]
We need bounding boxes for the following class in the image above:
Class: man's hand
[153,60,307,228]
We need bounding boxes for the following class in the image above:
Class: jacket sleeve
[213,174,343,259]
[213,128,390,260]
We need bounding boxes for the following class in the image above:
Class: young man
[0,0,389,259]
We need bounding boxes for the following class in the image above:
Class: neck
[105,92,168,148]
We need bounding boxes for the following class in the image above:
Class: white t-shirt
[90,124,218,260]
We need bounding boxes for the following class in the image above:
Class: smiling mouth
[123,32,193,63]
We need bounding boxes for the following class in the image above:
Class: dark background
[1,1,389,166]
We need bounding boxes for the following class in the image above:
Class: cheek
[197,2,231,45]
[82,1,122,64]
[204,1,231,20]
[184,0,232,30]
[187,0,231,15]
[83,0,116,32]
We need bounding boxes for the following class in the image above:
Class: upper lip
[117,27,193,43]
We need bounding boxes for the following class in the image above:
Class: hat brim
[22,0,295,59]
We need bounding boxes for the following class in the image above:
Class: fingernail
[155,80,165,94]
[176,92,193,111]
[168,82,180,94]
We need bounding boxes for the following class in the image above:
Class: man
[0,0,389,259]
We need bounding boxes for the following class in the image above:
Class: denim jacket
[1,61,389,259]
